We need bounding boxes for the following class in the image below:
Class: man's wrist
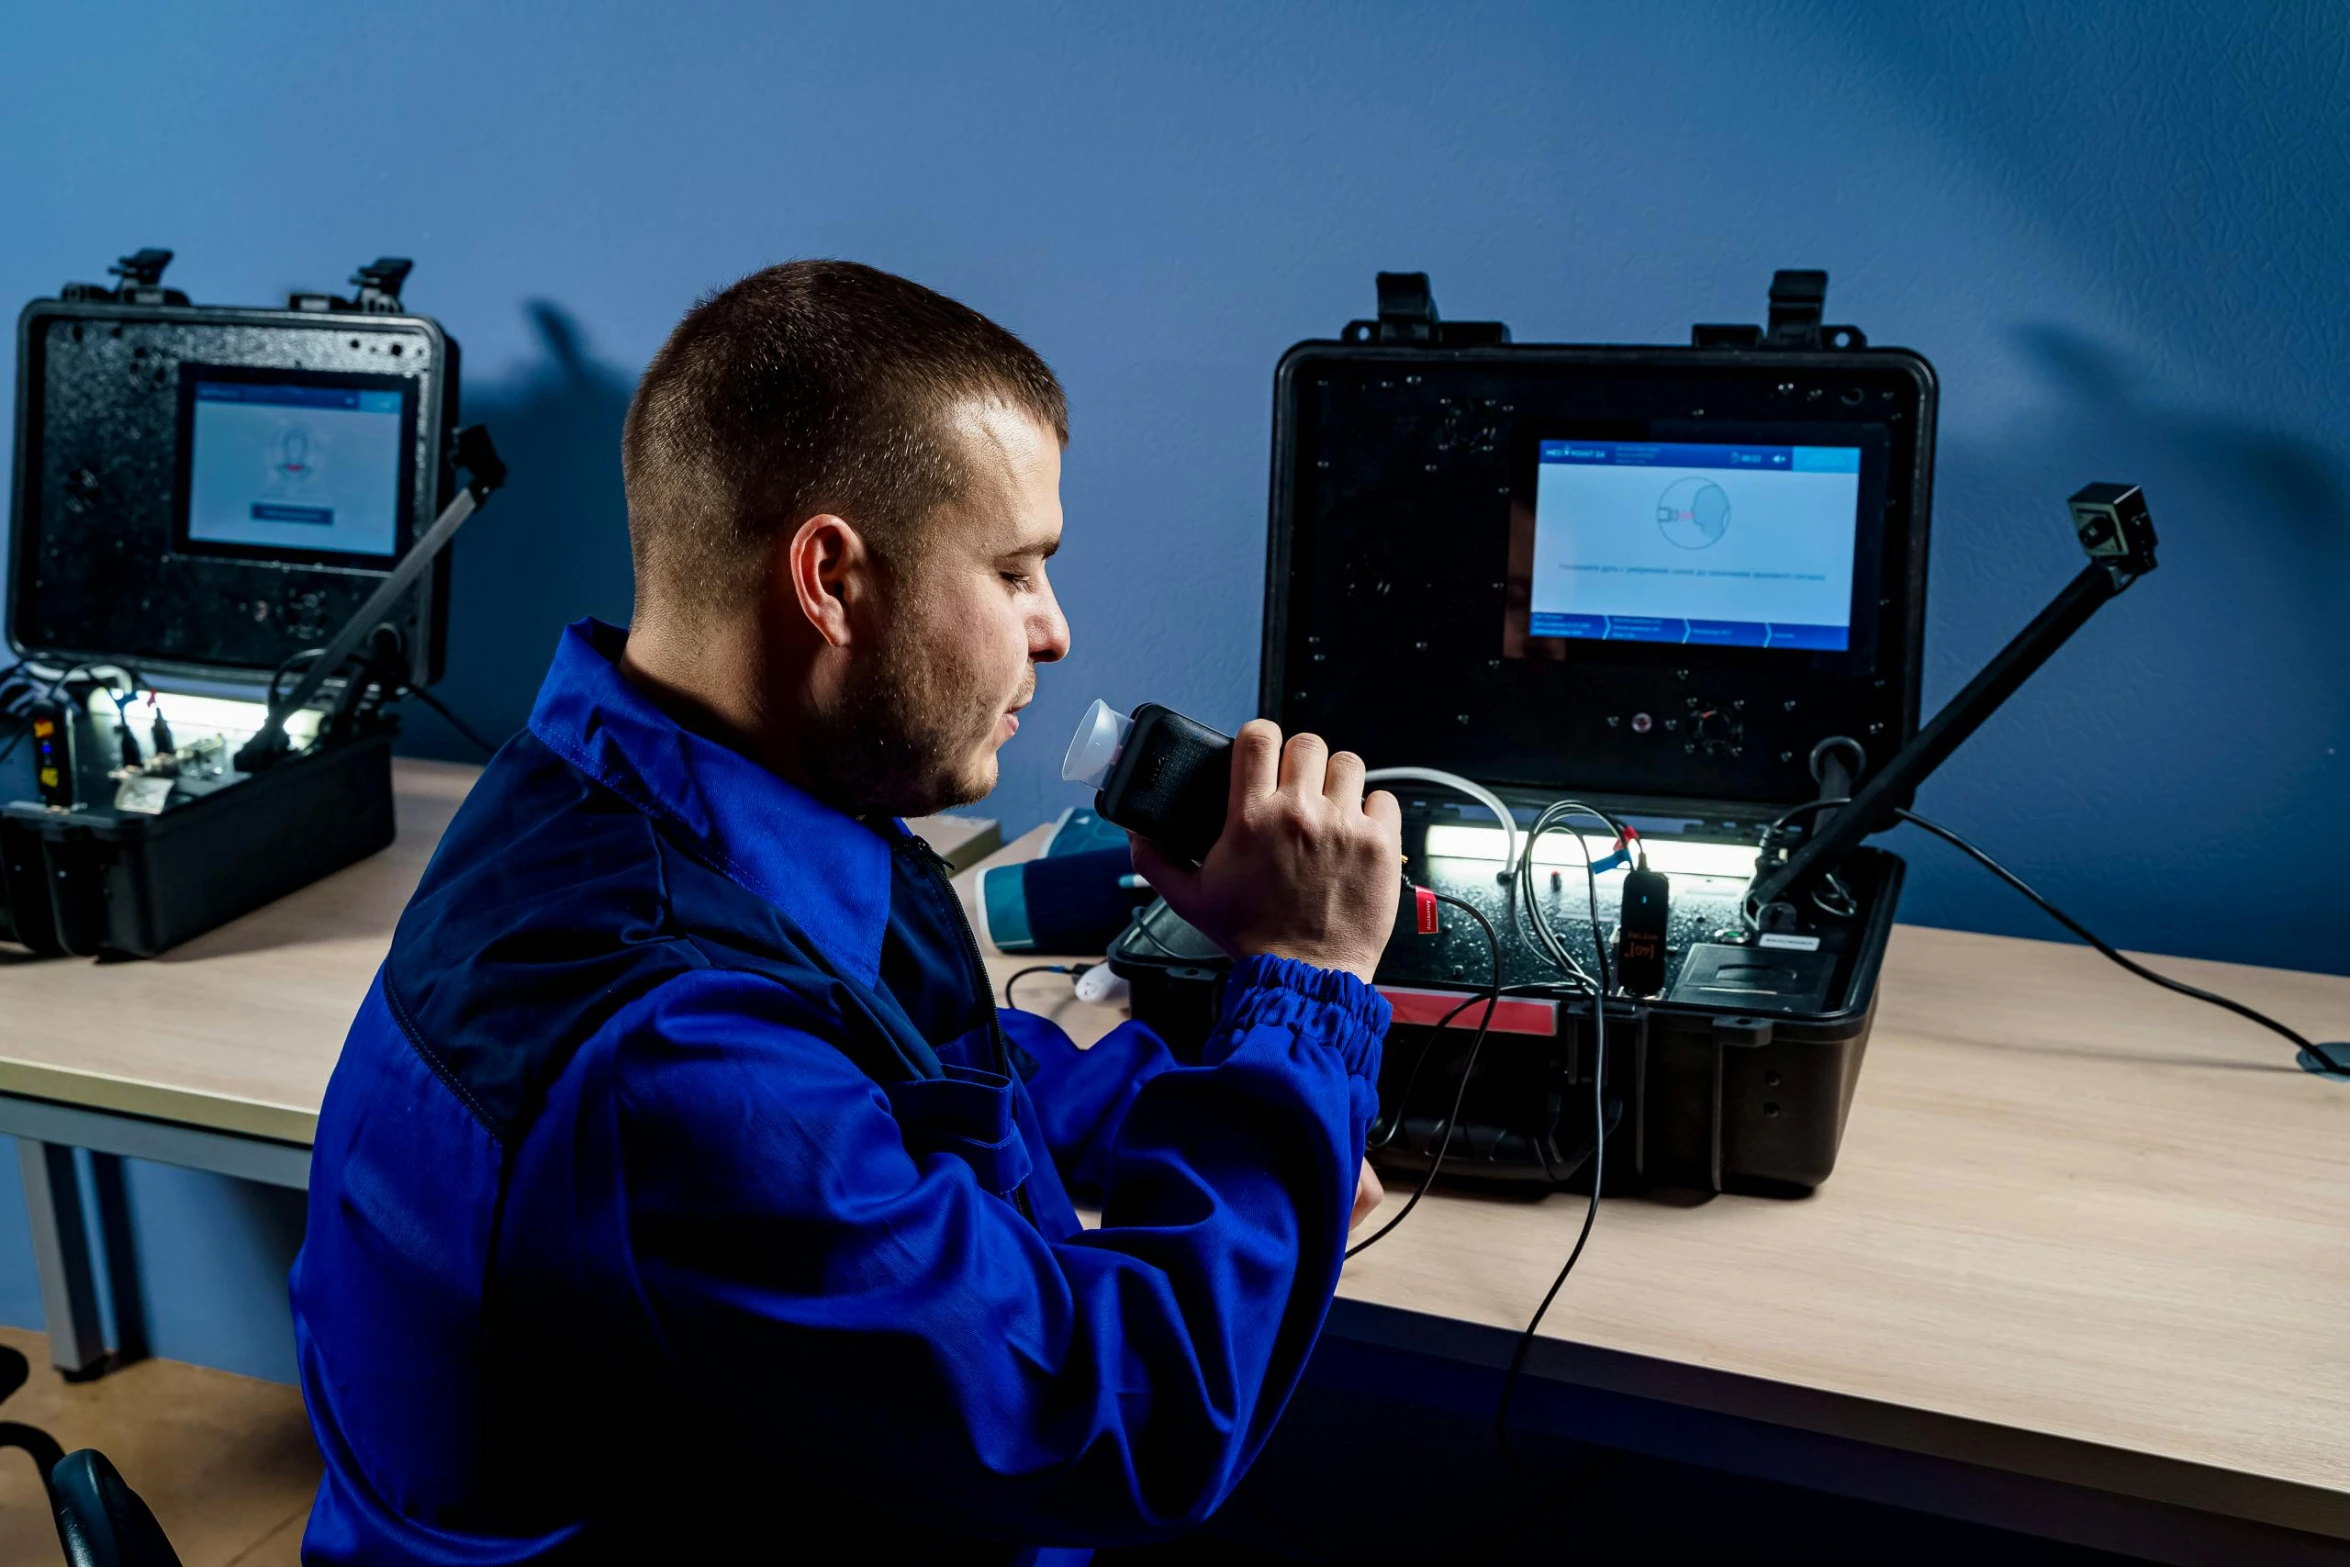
[1245,943,1379,987]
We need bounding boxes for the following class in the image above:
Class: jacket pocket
[880,1063,1033,1199]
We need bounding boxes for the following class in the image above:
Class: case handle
[1692,268,1868,351]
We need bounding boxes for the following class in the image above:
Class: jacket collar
[526,618,895,987]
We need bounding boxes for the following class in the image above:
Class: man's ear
[781,514,871,649]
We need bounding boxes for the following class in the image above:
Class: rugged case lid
[1259,273,1937,817]
[8,269,459,691]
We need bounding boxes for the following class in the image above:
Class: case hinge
[1691,268,1867,351]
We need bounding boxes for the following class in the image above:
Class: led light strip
[1422,823,1758,880]
[87,690,322,747]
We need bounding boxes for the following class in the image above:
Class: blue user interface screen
[184,379,406,559]
[1527,440,1862,650]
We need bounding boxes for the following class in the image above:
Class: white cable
[1365,767,1520,875]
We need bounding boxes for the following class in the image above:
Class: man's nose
[1030,580,1071,664]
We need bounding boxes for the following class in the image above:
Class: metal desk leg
[87,1153,146,1364]
[16,1140,106,1378]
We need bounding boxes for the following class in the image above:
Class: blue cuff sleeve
[1007,955,1389,1203]
[1209,954,1391,1077]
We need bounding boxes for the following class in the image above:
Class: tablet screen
[1522,439,1861,651]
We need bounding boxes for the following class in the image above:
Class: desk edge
[1326,1298,2350,1540]
[0,1059,317,1146]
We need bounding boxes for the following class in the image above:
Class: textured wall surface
[0,1,2342,1379]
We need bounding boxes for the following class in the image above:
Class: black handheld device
[1062,701,1233,865]
[26,699,73,810]
[1614,864,1670,994]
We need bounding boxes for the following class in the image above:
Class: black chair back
[0,1343,66,1504]
[51,1448,184,1567]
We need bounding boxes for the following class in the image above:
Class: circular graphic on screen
[1657,476,1731,549]
[278,424,314,478]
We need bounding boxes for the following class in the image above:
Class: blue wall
[0,1,2342,1379]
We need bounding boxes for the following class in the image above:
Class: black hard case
[0,730,395,958]
[9,297,458,688]
[2,289,457,957]
[1111,311,1937,1196]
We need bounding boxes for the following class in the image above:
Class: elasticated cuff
[1217,954,1392,1079]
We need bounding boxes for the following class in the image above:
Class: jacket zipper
[908,835,1036,1226]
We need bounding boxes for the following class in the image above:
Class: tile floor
[0,1326,318,1566]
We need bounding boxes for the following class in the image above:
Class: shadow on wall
[397,302,638,762]
[1897,322,2350,970]
[2011,323,2344,561]
[1940,321,2346,732]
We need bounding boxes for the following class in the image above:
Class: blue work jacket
[288,619,1390,1564]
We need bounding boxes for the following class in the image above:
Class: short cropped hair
[622,260,1067,613]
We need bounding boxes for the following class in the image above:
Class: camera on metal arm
[2067,482,2156,570]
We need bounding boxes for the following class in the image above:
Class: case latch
[349,257,414,313]
[1344,272,1511,348]
[59,248,190,307]
[1692,268,1867,351]
[1374,271,1439,344]
[288,256,414,314]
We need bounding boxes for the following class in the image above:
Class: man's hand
[1352,1159,1385,1232]
[1129,720,1402,985]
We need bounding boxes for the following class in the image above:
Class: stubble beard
[801,629,1014,820]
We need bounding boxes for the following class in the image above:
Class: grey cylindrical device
[1062,699,1234,865]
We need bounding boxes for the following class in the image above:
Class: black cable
[1346,887,1502,1259]
[1490,798,1617,1533]
[267,648,503,760]
[1517,800,1623,993]
[1369,979,1606,1155]
[403,685,502,757]
[1494,1074,1605,1448]
[1124,907,1188,961]
[1761,795,2322,1060]
[1001,963,1085,1011]
[1366,988,1487,1152]
[1516,813,1593,987]
[267,647,329,712]
[1894,808,2321,1057]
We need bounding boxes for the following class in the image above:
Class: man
[290,260,1402,1563]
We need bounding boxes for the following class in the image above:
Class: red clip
[1415,884,1440,935]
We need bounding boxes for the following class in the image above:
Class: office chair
[0,1343,183,1566]
[50,1449,184,1567]
[0,1341,67,1501]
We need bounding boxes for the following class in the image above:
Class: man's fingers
[1364,788,1402,831]
[1229,719,1282,816]
[1128,834,1197,902]
[1324,749,1365,810]
[1279,731,1329,793]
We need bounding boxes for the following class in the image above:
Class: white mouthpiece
[1062,699,1133,789]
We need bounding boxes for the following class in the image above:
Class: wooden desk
[0,758,998,1375]
[954,825,2350,1564]
[8,781,2340,1557]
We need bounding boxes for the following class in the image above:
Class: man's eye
[1000,572,1032,591]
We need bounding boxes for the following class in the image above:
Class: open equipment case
[3,249,498,958]
[1109,271,1938,1196]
